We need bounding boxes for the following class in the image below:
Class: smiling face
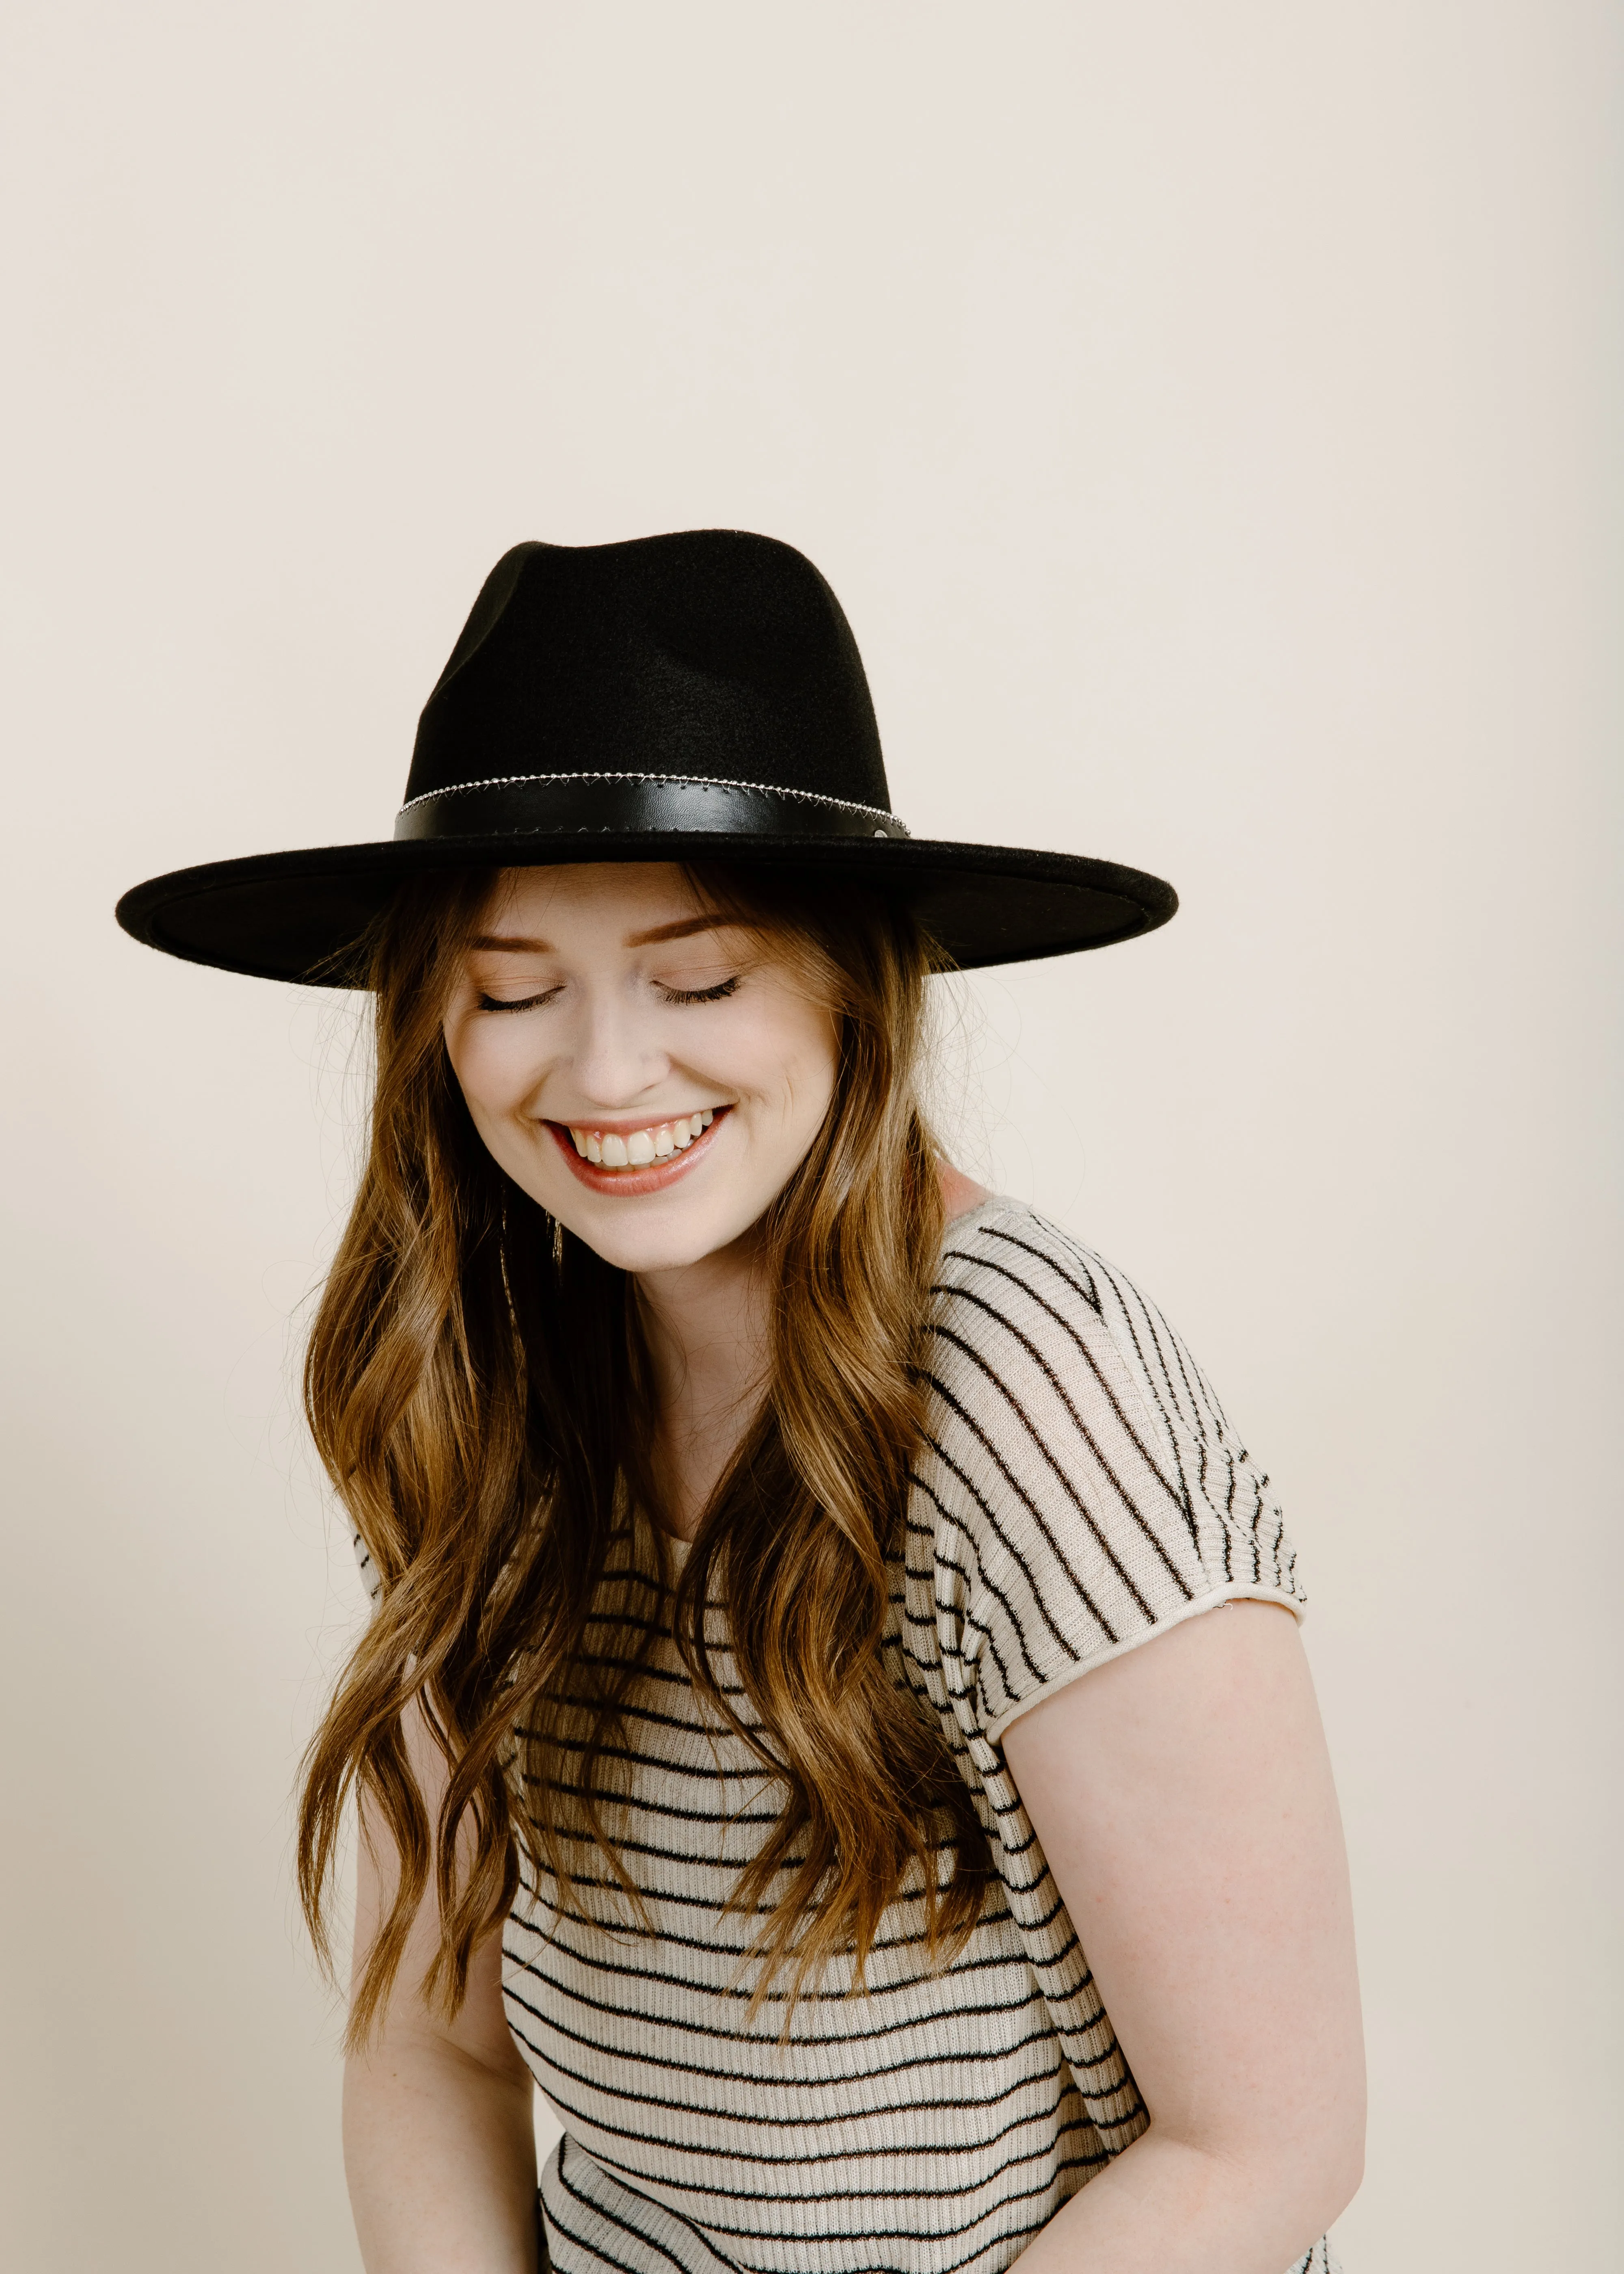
[442,864,841,1275]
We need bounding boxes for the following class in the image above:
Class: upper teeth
[570,1109,715,1167]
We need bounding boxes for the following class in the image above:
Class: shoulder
[929,1199,1241,1478]
[921,1199,1207,1571]
[911,1200,1306,1744]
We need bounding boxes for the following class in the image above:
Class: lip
[543,1107,730,1197]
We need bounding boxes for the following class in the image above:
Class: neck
[634,1228,772,1541]
[630,1162,991,1541]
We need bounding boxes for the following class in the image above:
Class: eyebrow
[465,915,731,955]
[626,914,731,947]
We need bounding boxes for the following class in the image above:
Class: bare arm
[1002,1602,1365,2273]
[343,1700,539,2274]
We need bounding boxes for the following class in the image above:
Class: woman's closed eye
[476,985,564,1013]
[659,974,741,1005]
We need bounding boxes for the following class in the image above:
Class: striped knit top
[354,1198,1334,2274]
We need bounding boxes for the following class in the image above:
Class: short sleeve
[911,1202,1307,1747]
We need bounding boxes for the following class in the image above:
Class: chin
[550,1200,749,1277]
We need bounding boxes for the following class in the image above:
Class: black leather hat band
[393,770,910,845]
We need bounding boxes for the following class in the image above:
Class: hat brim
[115,831,1177,983]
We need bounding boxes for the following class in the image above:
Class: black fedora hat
[115,530,1176,982]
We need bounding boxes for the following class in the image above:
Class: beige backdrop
[2,4,1618,2268]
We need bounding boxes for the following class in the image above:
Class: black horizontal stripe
[549,2130,1077,2274]
[513,1859,1012,1939]
[504,1937,1052,2047]
[505,1997,1070,2118]
[553,2079,1091,2177]
[575,2115,1096,2208]
[516,1930,1125,2087]
[553,2138,1106,2252]
[543,1690,752,1742]
[506,1897,1027,1997]
[521,1781,790,1842]
[563,1648,754,1708]
[522,1797,961,1862]
[520,1735,782,1795]
[518,1821,792,1876]
[529,2066,1099,2205]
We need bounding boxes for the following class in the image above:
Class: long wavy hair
[298,860,992,2045]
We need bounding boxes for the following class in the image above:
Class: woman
[118,531,1363,2274]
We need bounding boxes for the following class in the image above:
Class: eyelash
[660,975,741,1006]
[476,990,561,1014]
[475,975,741,1014]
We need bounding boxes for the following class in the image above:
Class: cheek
[767,1006,840,1132]
[444,1017,537,1121]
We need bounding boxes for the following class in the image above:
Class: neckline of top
[648,1194,1032,1560]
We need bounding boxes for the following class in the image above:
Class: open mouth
[544,1107,728,1191]
[568,1109,715,1167]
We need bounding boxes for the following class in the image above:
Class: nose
[565,987,670,1109]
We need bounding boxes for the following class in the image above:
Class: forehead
[478,861,717,941]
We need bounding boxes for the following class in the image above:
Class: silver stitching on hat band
[395,770,908,835]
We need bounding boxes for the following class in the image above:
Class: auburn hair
[297,860,992,2044]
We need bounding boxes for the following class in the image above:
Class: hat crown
[405,530,892,814]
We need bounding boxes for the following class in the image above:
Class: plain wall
[2,4,1618,2268]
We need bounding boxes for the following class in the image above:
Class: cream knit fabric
[356,1198,1335,2273]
